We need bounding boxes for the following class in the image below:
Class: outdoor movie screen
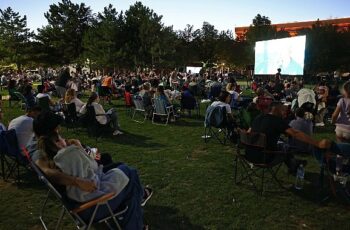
[254,35,306,75]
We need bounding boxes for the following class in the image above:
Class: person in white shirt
[8,106,41,150]
[36,84,55,106]
[80,92,123,136]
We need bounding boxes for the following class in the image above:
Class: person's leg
[79,164,144,229]
[107,109,120,131]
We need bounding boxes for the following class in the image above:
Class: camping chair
[30,161,127,230]
[38,96,51,112]
[132,95,147,123]
[124,91,134,117]
[12,92,28,109]
[62,103,79,131]
[203,106,229,145]
[180,94,200,118]
[0,129,29,181]
[85,106,111,141]
[152,98,175,126]
[234,130,288,195]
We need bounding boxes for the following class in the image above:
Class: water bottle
[295,164,305,190]
[336,155,343,175]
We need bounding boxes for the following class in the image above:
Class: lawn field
[0,88,349,230]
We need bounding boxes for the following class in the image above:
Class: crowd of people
[1,66,350,228]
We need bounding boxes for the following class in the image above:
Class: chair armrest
[71,192,116,214]
[95,114,107,117]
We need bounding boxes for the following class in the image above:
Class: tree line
[0,0,349,74]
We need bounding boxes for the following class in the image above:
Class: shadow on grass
[145,205,205,230]
[103,131,166,149]
[174,119,203,128]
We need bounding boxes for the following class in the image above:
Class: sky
[0,0,349,33]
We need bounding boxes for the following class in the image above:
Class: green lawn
[0,89,349,230]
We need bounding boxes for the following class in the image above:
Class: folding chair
[234,130,287,195]
[132,95,147,123]
[85,106,111,141]
[38,96,51,111]
[62,103,79,131]
[152,98,175,126]
[0,129,29,181]
[203,106,228,145]
[13,91,28,109]
[180,94,200,118]
[30,161,127,230]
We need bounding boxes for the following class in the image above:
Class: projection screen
[254,35,306,75]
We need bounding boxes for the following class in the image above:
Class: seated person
[32,113,152,229]
[23,85,37,108]
[80,92,123,136]
[210,91,237,138]
[8,79,20,101]
[8,106,41,151]
[154,85,172,107]
[253,88,274,114]
[138,82,153,115]
[64,88,84,113]
[288,108,313,152]
[36,84,55,106]
[249,101,330,172]
[226,82,240,108]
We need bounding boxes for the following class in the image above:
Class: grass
[0,87,350,230]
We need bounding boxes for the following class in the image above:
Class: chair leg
[55,207,66,230]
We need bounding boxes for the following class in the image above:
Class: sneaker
[113,130,123,136]
[141,187,153,207]
[315,122,325,127]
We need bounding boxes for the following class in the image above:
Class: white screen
[186,66,202,74]
[254,35,306,75]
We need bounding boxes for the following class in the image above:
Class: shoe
[113,130,123,136]
[315,122,325,127]
[141,187,153,207]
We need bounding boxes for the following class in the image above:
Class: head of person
[256,87,265,97]
[26,106,42,118]
[343,81,350,98]
[33,111,63,137]
[87,92,99,105]
[37,84,45,93]
[157,85,165,95]
[143,82,150,91]
[64,88,76,103]
[277,68,281,73]
[295,107,306,119]
[268,101,286,118]
[38,132,66,160]
[24,85,33,96]
[218,90,231,104]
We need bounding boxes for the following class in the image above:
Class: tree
[82,4,125,70]
[0,7,33,69]
[37,0,92,65]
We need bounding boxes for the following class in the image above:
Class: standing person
[275,68,282,81]
[80,93,123,136]
[332,81,350,143]
[55,67,71,99]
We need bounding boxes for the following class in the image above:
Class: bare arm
[285,128,330,149]
[35,159,97,192]
[331,106,341,124]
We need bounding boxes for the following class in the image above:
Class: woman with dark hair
[37,132,151,229]
[154,85,171,106]
[23,85,37,108]
[332,81,350,143]
[80,92,123,136]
